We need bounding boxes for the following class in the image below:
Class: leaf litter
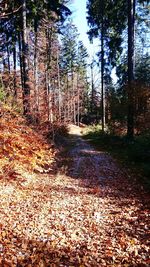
[0,112,149,266]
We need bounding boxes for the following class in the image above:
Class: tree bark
[57,48,61,121]
[46,27,53,122]
[67,74,70,121]
[90,61,94,113]
[18,32,24,93]
[77,73,80,126]
[101,0,105,132]
[6,34,10,74]
[72,69,76,124]
[34,18,39,121]
[12,35,17,102]
[21,0,30,117]
[127,0,135,139]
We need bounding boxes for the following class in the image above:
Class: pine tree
[60,20,79,122]
[87,0,149,136]
[76,41,88,125]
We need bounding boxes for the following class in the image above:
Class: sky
[67,0,117,83]
[68,0,100,62]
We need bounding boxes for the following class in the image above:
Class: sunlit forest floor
[0,108,149,266]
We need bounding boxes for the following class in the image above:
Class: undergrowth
[0,104,56,181]
[83,125,150,190]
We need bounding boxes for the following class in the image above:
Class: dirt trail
[0,125,149,266]
[68,125,124,182]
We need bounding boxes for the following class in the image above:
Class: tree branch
[0,5,22,18]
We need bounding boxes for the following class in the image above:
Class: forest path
[67,124,124,183]
[0,125,149,266]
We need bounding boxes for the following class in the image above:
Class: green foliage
[0,82,5,102]
[60,20,79,73]
[127,134,150,162]
[135,53,150,84]
[107,87,128,123]
[77,41,88,75]
[87,0,149,70]
[141,163,150,181]
[87,0,127,67]
[111,52,150,130]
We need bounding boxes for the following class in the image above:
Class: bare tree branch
[0,5,22,19]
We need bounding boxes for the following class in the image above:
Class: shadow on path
[0,126,149,266]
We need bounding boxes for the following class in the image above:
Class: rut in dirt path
[68,125,125,183]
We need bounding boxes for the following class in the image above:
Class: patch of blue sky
[67,0,118,84]
[68,0,100,62]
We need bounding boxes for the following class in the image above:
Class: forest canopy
[0,0,149,136]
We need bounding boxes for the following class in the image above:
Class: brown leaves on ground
[0,105,55,183]
[0,171,149,267]
[0,111,149,266]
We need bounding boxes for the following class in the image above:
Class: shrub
[0,86,5,102]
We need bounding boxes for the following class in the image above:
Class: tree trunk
[90,61,94,113]
[21,0,30,117]
[77,73,80,126]
[101,0,105,132]
[12,1,17,104]
[46,27,53,122]
[34,18,39,121]
[72,69,76,124]
[6,34,10,74]
[127,0,135,139]
[18,33,23,90]
[12,33,17,103]
[57,48,61,121]
[67,74,70,121]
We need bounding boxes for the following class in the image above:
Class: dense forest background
[0,0,150,137]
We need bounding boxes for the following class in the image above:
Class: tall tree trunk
[67,74,70,121]
[34,18,39,121]
[45,69,49,121]
[12,33,17,103]
[46,27,53,122]
[12,1,17,104]
[57,48,61,121]
[127,0,135,139]
[77,73,80,126]
[90,61,94,113]
[72,69,76,124]
[101,0,105,132]
[18,32,24,93]
[6,35,10,74]
[22,0,30,117]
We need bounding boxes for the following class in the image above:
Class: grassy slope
[83,125,150,190]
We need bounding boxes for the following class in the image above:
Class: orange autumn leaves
[0,105,55,180]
